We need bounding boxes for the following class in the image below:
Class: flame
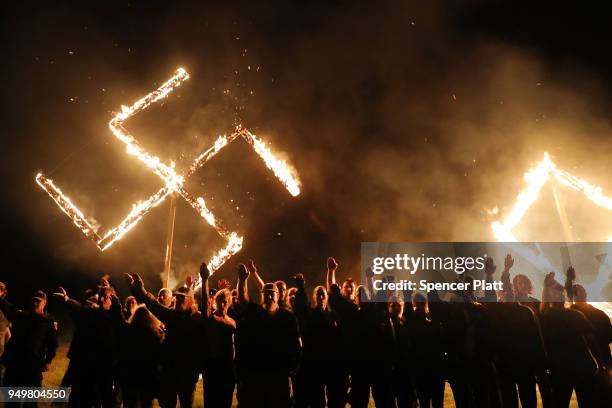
[492,152,612,241]
[492,152,612,314]
[36,68,301,275]
[241,128,301,196]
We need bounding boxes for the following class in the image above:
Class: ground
[39,345,577,407]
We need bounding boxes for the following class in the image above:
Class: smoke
[4,1,612,293]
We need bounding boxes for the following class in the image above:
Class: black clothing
[132,289,201,408]
[0,298,57,386]
[234,302,301,408]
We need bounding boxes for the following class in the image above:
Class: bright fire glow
[492,152,612,313]
[36,68,301,274]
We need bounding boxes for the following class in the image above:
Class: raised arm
[199,262,212,317]
[125,273,173,323]
[292,273,309,322]
[237,263,250,304]
[246,260,265,292]
[52,287,84,316]
[500,254,515,302]
[481,257,498,302]
[326,257,338,292]
[565,266,576,303]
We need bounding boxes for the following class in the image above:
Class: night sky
[3,1,612,305]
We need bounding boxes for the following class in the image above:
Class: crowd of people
[0,254,611,408]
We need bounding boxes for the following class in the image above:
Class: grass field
[39,344,577,407]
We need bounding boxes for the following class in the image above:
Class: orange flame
[36,68,301,275]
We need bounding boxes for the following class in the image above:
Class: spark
[36,68,301,275]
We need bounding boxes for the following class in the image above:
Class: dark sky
[3,0,612,303]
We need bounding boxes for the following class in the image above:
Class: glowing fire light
[492,152,612,311]
[492,152,612,242]
[36,68,301,274]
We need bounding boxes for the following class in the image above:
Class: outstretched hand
[53,286,68,302]
[124,273,144,290]
[185,275,196,290]
[327,257,338,271]
[246,259,257,275]
[199,262,211,281]
[238,264,250,281]
[504,254,514,270]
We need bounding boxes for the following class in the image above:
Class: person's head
[286,287,297,309]
[124,296,137,317]
[98,287,115,310]
[541,285,565,307]
[214,289,231,315]
[513,274,533,298]
[573,284,587,303]
[0,281,6,298]
[31,290,47,314]
[312,285,328,309]
[341,278,356,300]
[261,282,279,311]
[275,281,287,303]
[388,295,404,318]
[157,288,173,308]
[356,285,369,306]
[412,292,429,316]
[173,286,195,313]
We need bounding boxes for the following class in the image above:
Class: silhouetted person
[0,288,58,396]
[326,257,357,405]
[234,263,301,408]
[199,264,236,408]
[539,272,600,407]
[292,273,345,408]
[409,292,445,408]
[119,305,164,408]
[54,284,123,408]
[126,272,201,408]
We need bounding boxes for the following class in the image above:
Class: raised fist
[327,257,338,271]
[200,262,211,281]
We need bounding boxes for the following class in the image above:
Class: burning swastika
[36,68,301,273]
